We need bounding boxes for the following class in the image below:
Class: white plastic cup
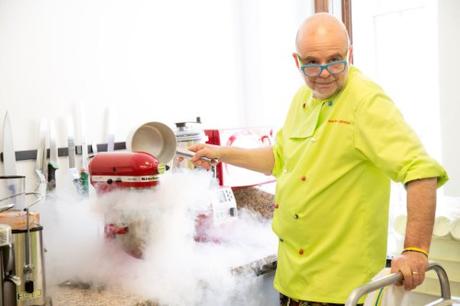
[433,215,453,238]
[450,217,460,241]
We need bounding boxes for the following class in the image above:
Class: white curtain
[0,0,313,151]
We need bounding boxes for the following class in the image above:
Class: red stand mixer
[89,151,165,192]
[89,151,168,258]
[88,122,176,258]
[88,121,239,258]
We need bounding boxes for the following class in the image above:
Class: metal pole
[344,262,451,306]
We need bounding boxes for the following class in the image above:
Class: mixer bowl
[126,121,176,164]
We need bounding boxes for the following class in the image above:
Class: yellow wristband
[402,247,429,258]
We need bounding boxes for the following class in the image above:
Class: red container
[205,127,275,187]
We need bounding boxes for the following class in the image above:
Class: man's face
[295,47,350,100]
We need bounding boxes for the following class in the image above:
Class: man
[189,13,448,305]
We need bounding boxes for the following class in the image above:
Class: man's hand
[188,143,222,170]
[390,251,428,290]
[188,144,275,174]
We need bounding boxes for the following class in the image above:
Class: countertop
[48,186,276,306]
[50,254,277,306]
[47,255,277,306]
[50,285,155,306]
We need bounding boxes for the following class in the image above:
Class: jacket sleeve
[353,92,448,187]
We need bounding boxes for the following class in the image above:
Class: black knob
[25,280,34,293]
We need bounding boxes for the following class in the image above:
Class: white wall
[0,0,263,187]
[0,0,313,191]
[438,0,460,196]
[0,0,243,191]
[0,0,245,145]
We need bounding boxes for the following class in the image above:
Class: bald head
[296,13,349,53]
[293,13,351,99]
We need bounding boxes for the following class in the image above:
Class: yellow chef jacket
[271,66,448,303]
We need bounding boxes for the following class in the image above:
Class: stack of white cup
[392,196,460,241]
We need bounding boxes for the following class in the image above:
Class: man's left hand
[390,251,428,290]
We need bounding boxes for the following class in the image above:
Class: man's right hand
[188,144,222,170]
[188,144,274,175]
